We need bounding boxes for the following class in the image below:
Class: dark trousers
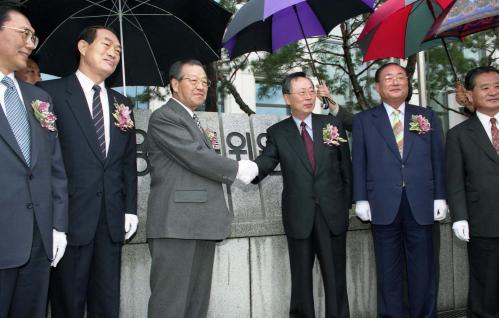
[0,223,50,318]
[147,238,216,318]
[50,206,122,318]
[287,208,349,318]
[467,236,499,318]
[372,191,437,318]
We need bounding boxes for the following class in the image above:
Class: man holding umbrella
[38,26,138,318]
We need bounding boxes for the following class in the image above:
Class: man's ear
[170,79,179,95]
[283,94,291,106]
[77,40,88,56]
[465,90,474,105]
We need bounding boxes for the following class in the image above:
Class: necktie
[2,76,31,165]
[490,118,499,155]
[192,113,203,133]
[92,85,106,158]
[301,121,316,171]
[392,109,403,157]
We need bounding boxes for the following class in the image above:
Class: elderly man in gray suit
[0,4,68,318]
[146,59,258,318]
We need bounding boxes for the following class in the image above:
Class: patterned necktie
[92,85,106,158]
[392,109,404,157]
[192,113,203,133]
[490,118,499,155]
[2,76,31,165]
[301,121,316,171]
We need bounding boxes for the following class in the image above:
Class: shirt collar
[0,72,18,86]
[171,97,195,117]
[292,113,312,129]
[383,102,405,117]
[476,110,499,127]
[76,70,106,94]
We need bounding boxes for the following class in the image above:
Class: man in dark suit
[38,26,138,318]
[0,4,68,318]
[146,59,257,318]
[352,63,447,317]
[252,72,352,317]
[446,66,499,317]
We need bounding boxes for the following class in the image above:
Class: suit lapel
[65,74,104,163]
[0,102,27,165]
[402,104,415,161]
[468,115,499,164]
[283,117,313,175]
[170,100,212,148]
[312,114,325,173]
[19,82,40,168]
[106,90,117,164]
[371,105,401,161]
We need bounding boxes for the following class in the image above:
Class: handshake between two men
[235,160,259,184]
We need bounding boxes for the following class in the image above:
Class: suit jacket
[0,81,67,269]
[146,99,238,240]
[446,114,499,237]
[330,105,353,131]
[253,114,352,239]
[352,103,445,225]
[38,74,137,245]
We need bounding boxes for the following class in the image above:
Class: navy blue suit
[352,103,445,317]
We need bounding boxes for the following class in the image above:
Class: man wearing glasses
[146,59,257,318]
[251,72,352,317]
[352,63,447,317]
[0,4,68,318]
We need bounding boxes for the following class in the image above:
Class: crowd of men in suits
[0,2,498,318]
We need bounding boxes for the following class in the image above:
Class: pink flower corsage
[31,100,57,131]
[409,115,431,134]
[205,128,220,150]
[112,98,134,131]
[322,124,347,146]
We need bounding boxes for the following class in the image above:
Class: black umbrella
[22,0,231,88]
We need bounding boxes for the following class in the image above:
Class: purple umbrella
[222,0,374,59]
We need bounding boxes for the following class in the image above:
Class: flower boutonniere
[409,115,431,134]
[31,100,57,131]
[323,123,347,146]
[112,98,134,132]
[205,128,220,150]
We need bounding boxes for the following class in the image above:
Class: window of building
[255,83,289,116]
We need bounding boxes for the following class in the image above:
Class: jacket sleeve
[252,127,280,184]
[446,128,467,221]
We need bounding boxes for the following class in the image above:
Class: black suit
[39,74,137,318]
[254,114,352,317]
[446,114,499,317]
[0,79,67,318]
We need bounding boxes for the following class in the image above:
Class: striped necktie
[192,113,203,133]
[2,76,31,165]
[92,85,106,158]
[491,118,499,155]
[301,121,316,171]
[391,109,403,157]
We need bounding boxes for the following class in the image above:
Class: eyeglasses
[180,76,211,88]
[288,89,316,97]
[383,74,408,83]
[1,26,39,48]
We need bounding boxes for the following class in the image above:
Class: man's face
[78,28,121,82]
[375,64,409,108]
[283,76,316,120]
[170,64,208,110]
[15,58,41,84]
[466,72,499,116]
[0,11,36,75]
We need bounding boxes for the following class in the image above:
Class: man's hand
[236,160,259,184]
[452,220,470,242]
[124,214,139,240]
[433,199,448,221]
[316,83,337,113]
[355,201,372,222]
[52,230,67,267]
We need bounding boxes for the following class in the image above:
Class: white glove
[452,220,470,242]
[236,160,259,185]
[433,199,448,221]
[355,201,372,221]
[51,229,67,267]
[124,214,139,240]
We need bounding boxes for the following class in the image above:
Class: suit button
[401,164,405,168]
[26,203,33,209]
[28,173,33,180]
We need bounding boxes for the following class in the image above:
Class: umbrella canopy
[357,0,456,62]
[426,0,499,39]
[22,0,231,87]
[222,0,375,59]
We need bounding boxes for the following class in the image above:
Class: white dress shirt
[0,72,27,114]
[475,110,499,143]
[76,70,110,155]
[292,113,313,140]
[383,102,406,128]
